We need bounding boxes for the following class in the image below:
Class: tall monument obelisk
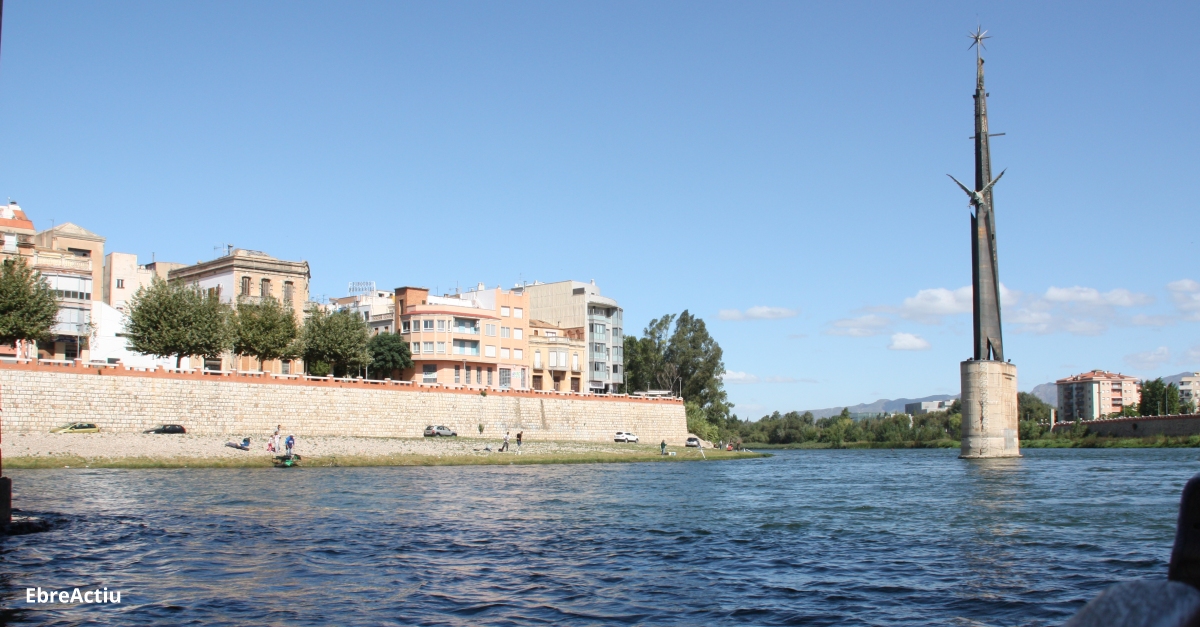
[949,27,1020,458]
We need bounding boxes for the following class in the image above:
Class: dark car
[423,425,457,437]
[144,424,186,434]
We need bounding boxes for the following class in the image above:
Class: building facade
[904,400,956,415]
[528,319,586,392]
[1056,370,1140,421]
[331,289,395,335]
[102,252,184,312]
[169,249,311,373]
[525,280,624,393]
[1181,373,1200,411]
[395,284,530,389]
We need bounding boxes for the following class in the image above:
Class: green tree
[232,296,299,368]
[1139,379,1180,416]
[366,332,412,379]
[126,277,232,368]
[301,308,372,377]
[622,314,674,393]
[1017,392,1053,423]
[0,257,58,351]
[665,311,730,419]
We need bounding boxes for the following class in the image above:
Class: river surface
[0,447,1194,626]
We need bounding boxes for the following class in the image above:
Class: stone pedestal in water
[960,360,1020,458]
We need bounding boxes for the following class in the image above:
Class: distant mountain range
[802,371,1197,419]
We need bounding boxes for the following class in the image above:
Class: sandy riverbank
[1,433,764,468]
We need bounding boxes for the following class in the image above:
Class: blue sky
[1,2,1197,417]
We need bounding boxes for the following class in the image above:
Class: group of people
[498,431,523,453]
[266,425,296,457]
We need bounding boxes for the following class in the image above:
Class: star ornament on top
[969,26,990,52]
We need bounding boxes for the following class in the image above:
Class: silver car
[423,425,457,437]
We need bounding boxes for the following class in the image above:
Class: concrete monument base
[960,360,1021,458]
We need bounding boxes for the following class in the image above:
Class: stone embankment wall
[0,362,688,443]
[1053,414,1200,438]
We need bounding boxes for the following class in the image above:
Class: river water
[0,447,1194,626]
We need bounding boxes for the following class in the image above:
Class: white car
[614,431,639,443]
[685,437,701,447]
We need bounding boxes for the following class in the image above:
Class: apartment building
[1056,370,1140,420]
[331,288,395,335]
[528,320,586,392]
[395,284,529,389]
[1180,373,1200,411]
[904,400,956,415]
[102,252,184,312]
[170,248,311,372]
[525,280,624,393]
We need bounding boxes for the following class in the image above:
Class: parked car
[50,423,99,434]
[614,432,639,443]
[144,425,186,434]
[685,436,701,448]
[423,425,457,437]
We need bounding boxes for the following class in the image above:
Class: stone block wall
[1055,414,1200,438]
[0,363,688,444]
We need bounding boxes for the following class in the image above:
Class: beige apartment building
[102,252,184,312]
[170,248,311,373]
[1056,370,1140,420]
[525,280,624,393]
[1180,373,1200,412]
[395,284,530,389]
[528,319,585,392]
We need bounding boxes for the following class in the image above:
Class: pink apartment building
[395,283,530,390]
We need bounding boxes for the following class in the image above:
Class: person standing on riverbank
[660,440,666,455]
[516,431,523,454]
[499,432,510,453]
[285,435,295,457]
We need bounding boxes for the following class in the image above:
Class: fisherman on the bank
[285,435,295,457]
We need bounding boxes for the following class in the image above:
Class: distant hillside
[1026,371,1195,409]
[802,394,959,420]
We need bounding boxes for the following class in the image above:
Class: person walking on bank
[516,431,523,454]
[499,431,510,453]
[660,440,667,456]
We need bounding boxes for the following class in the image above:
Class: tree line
[125,277,412,377]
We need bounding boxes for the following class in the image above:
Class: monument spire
[950,27,1020,459]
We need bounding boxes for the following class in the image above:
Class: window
[499,368,511,389]
[476,367,482,384]
[514,349,523,360]
[514,328,523,340]
[534,350,542,369]
[454,366,461,384]
[454,318,478,334]
[613,364,620,374]
[501,306,510,317]
[549,351,557,368]
[572,353,579,371]
[437,320,445,331]
[436,342,446,354]
[485,324,497,336]
[487,368,493,386]
[485,345,497,357]
[453,340,480,356]
[544,330,557,337]
[281,361,291,375]
[501,327,510,338]
[423,319,434,331]
[411,342,420,354]
[402,321,411,333]
[261,278,270,297]
[423,364,437,382]
[284,281,294,302]
[501,348,510,359]
[514,307,523,319]
[2,234,14,252]
[593,362,604,373]
[533,375,542,390]
[423,342,434,354]
[116,279,125,289]
[520,368,526,388]
[241,276,251,296]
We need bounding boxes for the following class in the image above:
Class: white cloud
[718,306,799,321]
[888,332,930,351]
[894,284,1017,323]
[1132,314,1174,327]
[826,314,890,337]
[1169,279,1200,321]
[722,371,759,384]
[721,371,813,384]
[1185,345,1200,363]
[1125,346,1171,370]
[1044,286,1152,307]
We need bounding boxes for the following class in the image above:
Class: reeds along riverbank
[4,449,767,469]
